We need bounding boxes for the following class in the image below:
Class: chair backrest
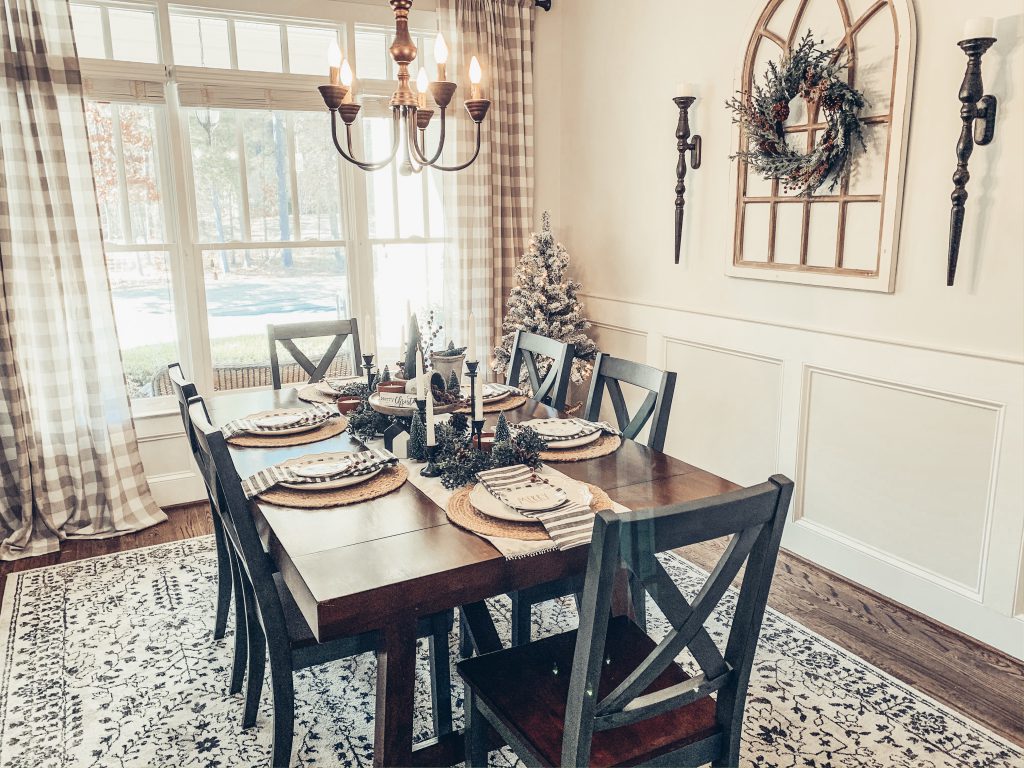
[505,330,575,410]
[561,475,794,767]
[267,318,362,390]
[167,362,201,462]
[584,352,677,452]
[187,398,290,639]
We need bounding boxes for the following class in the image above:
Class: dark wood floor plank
[1,503,1021,748]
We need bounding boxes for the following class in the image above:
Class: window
[75,1,453,400]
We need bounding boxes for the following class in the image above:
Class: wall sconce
[673,93,702,264]
[947,18,998,286]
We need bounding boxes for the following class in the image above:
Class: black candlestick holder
[471,418,486,450]
[947,36,998,286]
[465,359,480,415]
[362,354,377,390]
[420,444,441,477]
[673,96,702,265]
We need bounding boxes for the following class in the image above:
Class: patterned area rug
[0,536,1019,767]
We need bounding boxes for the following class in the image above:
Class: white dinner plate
[519,418,590,438]
[461,383,509,403]
[244,410,322,436]
[541,428,604,450]
[470,479,592,522]
[281,465,383,491]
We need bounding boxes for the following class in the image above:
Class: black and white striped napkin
[520,418,620,442]
[476,464,595,550]
[241,448,398,498]
[221,404,338,439]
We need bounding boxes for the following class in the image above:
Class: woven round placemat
[296,384,342,404]
[455,394,528,415]
[446,482,613,540]
[540,434,622,463]
[258,463,408,509]
[226,414,349,448]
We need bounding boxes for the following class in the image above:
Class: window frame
[76,0,446,413]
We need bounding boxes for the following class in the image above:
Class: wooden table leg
[374,614,417,768]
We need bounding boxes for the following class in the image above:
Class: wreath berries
[727,31,867,196]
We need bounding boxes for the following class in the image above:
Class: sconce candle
[672,95,702,264]
[946,30,998,286]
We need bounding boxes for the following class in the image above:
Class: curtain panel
[439,0,535,373]
[0,0,165,559]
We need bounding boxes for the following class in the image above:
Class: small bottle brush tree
[447,370,461,395]
[493,411,511,442]
[408,411,427,462]
[493,211,598,387]
[380,365,392,383]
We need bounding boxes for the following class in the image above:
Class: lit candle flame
[340,59,354,87]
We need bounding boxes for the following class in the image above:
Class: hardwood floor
[1,503,1021,748]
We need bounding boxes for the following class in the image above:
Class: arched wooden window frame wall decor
[727,0,916,293]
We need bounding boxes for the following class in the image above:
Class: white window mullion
[109,106,134,245]
[286,113,301,240]
[235,117,252,241]
[100,4,113,59]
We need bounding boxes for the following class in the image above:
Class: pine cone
[770,100,790,123]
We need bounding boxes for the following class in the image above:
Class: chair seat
[458,616,719,767]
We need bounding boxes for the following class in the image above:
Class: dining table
[209,384,738,767]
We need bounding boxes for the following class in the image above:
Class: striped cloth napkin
[520,418,620,442]
[476,464,595,550]
[241,448,397,498]
[221,404,338,439]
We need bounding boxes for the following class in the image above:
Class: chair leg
[242,588,266,729]
[458,610,474,659]
[269,656,295,768]
[628,571,647,631]
[211,506,232,641]
[509,592,531,646]
[428,613,453,737]
[228,553,248,695]
[464,688,489,768]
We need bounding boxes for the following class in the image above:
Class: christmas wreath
[727,31,866,196]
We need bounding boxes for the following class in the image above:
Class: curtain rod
[535,0,551,10]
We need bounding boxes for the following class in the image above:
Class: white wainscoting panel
[663,339,783,488]
[577,292,1024,659]
[797,367,1002,595]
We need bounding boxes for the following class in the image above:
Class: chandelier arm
[404,111,425,174]
[415,106,448,167]
[426,120,483,173]
[329,109,402,172]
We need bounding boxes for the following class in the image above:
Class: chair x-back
[506,330,576,410]
[584,352,677,452]
[459,476,793,767]
[267,318,362,390]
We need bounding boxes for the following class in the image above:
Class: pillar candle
[963,17,995,39]
[425,386,436,446]
[415,348,424,400]
[468,311,477,361]
[363,314,373,355]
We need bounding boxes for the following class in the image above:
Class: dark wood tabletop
[209,385,737,767]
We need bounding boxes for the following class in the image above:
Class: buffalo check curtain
[439,0,535,374]
[0,0,165,559]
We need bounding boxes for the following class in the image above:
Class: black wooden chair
[584,352,677,452]
[459,476,793,767]
[267,318,362,390]
[167,364,239,660]
[187,398,454,766]
[508,354,678,646]
[505,330,575,411]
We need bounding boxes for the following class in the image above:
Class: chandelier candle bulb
[963,17,994,40]
[416,68,429,109]
[434,33,449,81]
[328,39,342,85]
[469,56,482,99]
[340,60,354,103]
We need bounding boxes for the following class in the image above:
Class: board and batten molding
[575,292,1024,660]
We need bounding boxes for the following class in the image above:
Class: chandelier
[318,0,490,175]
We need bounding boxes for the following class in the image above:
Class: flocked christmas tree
[493,211,598,385]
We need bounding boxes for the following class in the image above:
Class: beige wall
[534,0,1024,657]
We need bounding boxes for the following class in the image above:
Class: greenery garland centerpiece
[726,31,867,196]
